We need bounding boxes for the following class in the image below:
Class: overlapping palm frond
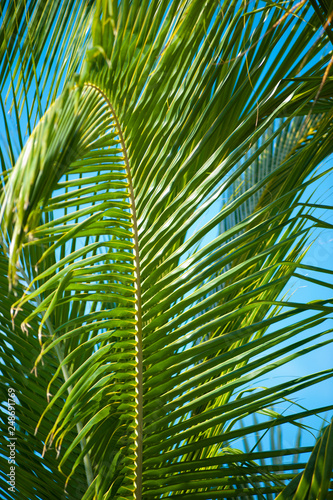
[1,1,333,499]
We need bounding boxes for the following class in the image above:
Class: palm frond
[1,1,333,499]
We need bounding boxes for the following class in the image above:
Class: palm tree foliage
[0,0,333,498]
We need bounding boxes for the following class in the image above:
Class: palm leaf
[1,1,333,499]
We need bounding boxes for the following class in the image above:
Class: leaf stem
[84,83,143,499]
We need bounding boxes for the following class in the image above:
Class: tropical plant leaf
[1,1,333,499]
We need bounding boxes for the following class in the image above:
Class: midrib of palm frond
[82,81,145,497]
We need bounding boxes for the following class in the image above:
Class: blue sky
[263,161,333,443]
[183,155,333,453]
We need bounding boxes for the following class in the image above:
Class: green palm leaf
[1,1,333,499]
